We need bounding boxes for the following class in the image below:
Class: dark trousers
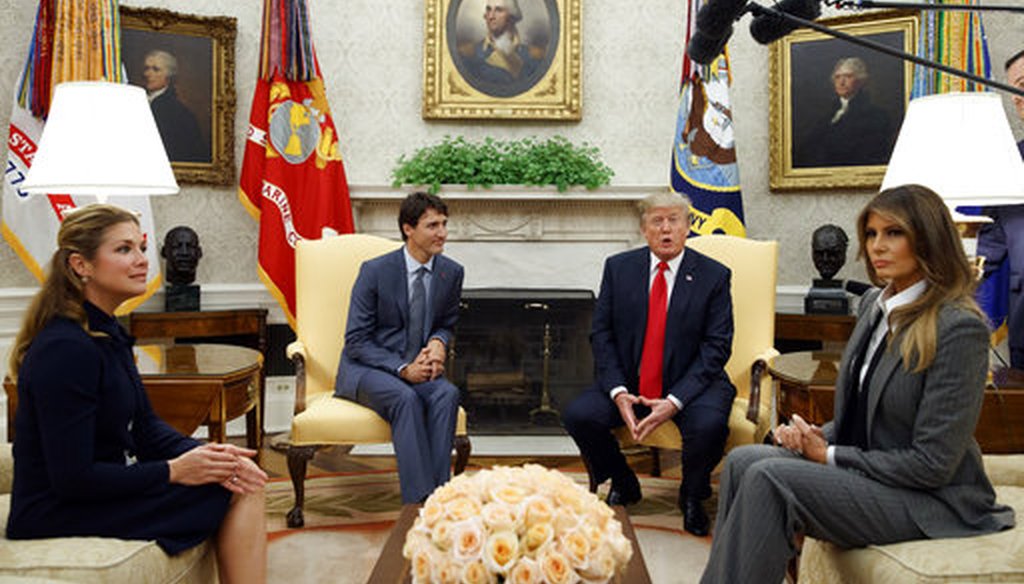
[355,370,459,503]
[561,387,730,500]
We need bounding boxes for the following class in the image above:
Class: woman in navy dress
[6,204,267,583]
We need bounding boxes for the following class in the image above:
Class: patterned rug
[265,469,711,583]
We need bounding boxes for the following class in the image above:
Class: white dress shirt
[609,250,686,410]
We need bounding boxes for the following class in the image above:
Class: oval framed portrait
[447,0,560,98]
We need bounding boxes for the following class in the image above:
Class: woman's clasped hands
[773,414,828,464]
[168,443,268,495]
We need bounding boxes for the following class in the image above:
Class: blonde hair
[638,189,690,225]
[9,204,140,379]
[856,184,982,372]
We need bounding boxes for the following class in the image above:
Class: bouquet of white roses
[402,464,634,583]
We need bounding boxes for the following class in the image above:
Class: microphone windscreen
[696,0,751,39]
[687,27,732,65]
[845,280,872,296]
[749,0,821,44]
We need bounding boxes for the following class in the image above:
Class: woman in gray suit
[701,184,1015,583]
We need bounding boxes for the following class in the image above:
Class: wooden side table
[3,343,262,447]
[128,309,268,450]
[775,313,856,344]
[768,350,1024,453]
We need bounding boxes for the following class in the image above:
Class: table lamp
[882,91,1024,261]
[21,81,179,200]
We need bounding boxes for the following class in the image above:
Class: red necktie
[639,261,668,399]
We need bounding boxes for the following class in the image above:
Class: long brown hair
[856,184,983,372]
[8,204,140,379]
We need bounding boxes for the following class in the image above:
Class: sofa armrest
[983,455,1024,487]
[0,442,12,494]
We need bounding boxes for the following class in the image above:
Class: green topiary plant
[390,136,614,194]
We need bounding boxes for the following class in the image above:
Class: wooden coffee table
[366,504,652,583]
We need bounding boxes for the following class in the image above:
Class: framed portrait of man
[120,6,236,185]
[423,0,581,120]
[769,11,918,191]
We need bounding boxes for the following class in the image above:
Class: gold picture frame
[120,6,236,185]
[423,0,581,120]
[769,10,918,191]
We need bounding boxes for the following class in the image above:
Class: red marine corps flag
[239,0,354,328]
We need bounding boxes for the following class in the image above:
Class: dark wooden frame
[120,6,237,185]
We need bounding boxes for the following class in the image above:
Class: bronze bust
[811,224,849,281]
[161,226,202,311]
[806,224,851,314]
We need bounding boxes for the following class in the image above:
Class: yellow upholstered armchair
[589,235,779,489]
[284,234,470,528]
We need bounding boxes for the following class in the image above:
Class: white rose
[482,530,520,575]
[452,519,485,562]
[539,548,579,584]
[508,557,542,584]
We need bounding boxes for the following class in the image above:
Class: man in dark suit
[978,49,1024,368]
[562,190,735,536]
[142,50,209,163]
[334,192,464,503]
[796,57,892,168]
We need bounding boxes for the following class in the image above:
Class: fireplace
[450,289,594,434]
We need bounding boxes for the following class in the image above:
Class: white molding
[348,184,659,201]
[0,283,818,343]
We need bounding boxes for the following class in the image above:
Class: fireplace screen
[449,289,595,434]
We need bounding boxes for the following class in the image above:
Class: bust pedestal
[804,279,850,315]
[165,284,200,312]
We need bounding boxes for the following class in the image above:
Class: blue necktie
[405,267,426,361]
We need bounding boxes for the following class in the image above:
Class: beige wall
[1,0,1021,292]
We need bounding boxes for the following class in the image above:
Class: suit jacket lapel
[427,256,448,327]
[665,250,697,329]
[630,251,652,368]
[834,304,881,425]
[389,250,409,326]
[866,340,900,440]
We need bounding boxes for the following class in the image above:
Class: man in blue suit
[334,192,464,503]
[977,49,1024,369]
[562,190,735,536]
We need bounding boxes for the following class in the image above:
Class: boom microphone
[749,0,822,45]
[686,0,751,65]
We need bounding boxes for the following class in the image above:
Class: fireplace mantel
[351,185,655,293]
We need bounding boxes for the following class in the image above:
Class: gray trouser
[701,445,928,584]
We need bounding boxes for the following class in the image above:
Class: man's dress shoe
[683,497,709,536]
[606,477,642,506]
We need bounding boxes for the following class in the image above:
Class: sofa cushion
[0,494,216,584]
[799,485,1024,583]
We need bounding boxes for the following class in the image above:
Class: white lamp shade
[22,81,179,196]
[881,92,1024,207]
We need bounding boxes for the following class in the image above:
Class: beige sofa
[799,454,1024,583]
[0,443,217,583]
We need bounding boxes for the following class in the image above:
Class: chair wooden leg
[453,435,471,475]
[650,446,662,477]
[285,445,317,528]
